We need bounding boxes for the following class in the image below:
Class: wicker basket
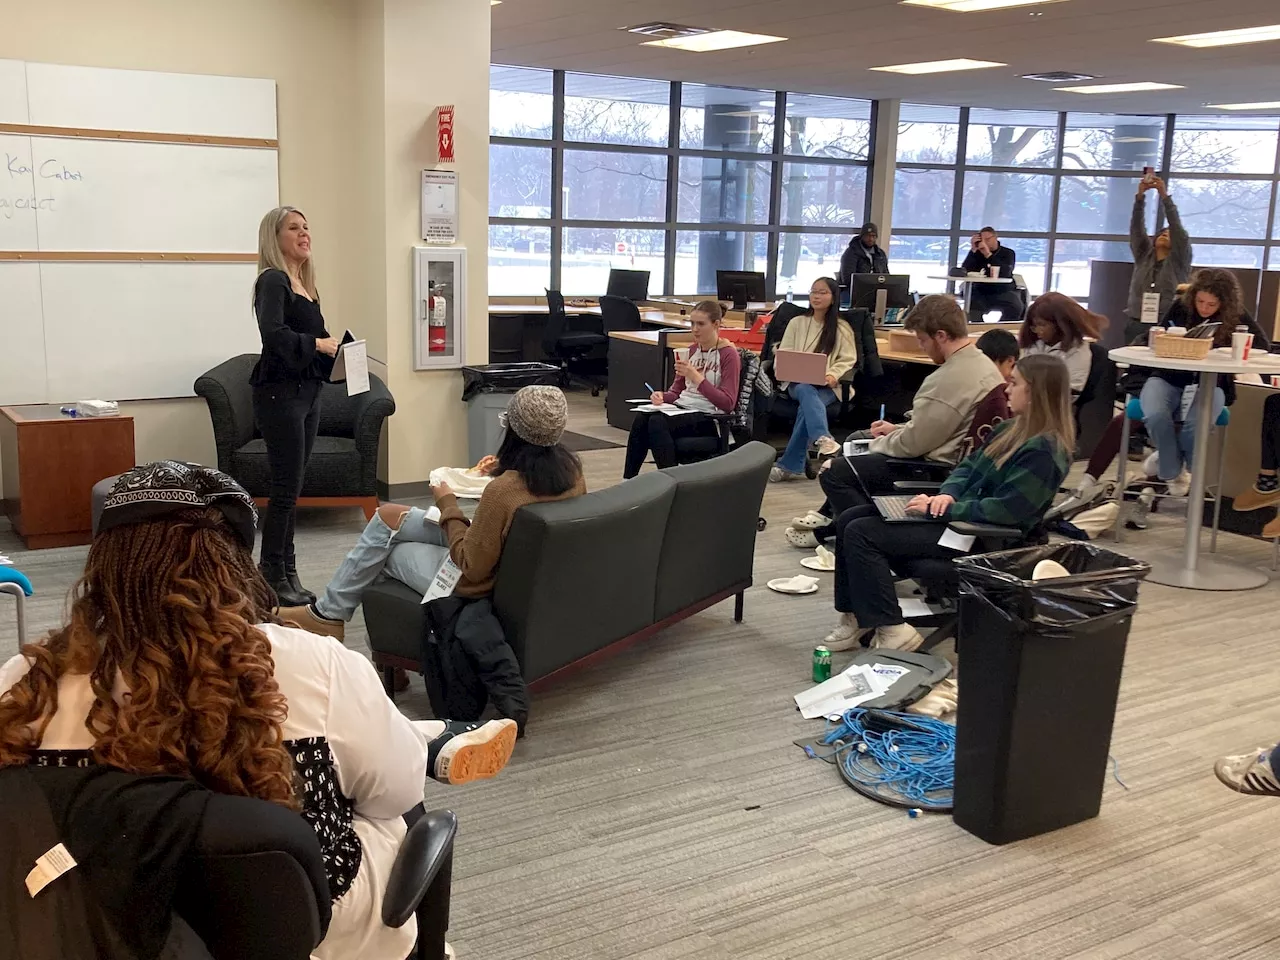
[1152,334,1213,360]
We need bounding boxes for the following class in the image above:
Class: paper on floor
[794,663,893,720]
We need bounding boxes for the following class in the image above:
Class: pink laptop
[774,349,829,385]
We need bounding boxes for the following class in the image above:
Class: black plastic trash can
[952,542,1150,845]
[461,363,560,463]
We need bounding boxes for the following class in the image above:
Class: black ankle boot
[285,560,316,605]
[260,562,310,607]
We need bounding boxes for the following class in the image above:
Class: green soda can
[812,645,832,683]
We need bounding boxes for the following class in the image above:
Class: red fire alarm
[437,105,455,163]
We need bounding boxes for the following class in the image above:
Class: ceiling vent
[1021,70,1097,82]
[622,22,711,39]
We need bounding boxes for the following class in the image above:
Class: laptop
[873,495,945,524]
[774,349,828,385]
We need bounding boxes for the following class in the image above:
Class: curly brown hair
[0,507,297,808]
[1182,268,1245,347]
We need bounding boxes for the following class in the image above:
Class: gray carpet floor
[3,393,1280,959]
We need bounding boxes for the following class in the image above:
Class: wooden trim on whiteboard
[0,123,277,149]
[0,251,256,263]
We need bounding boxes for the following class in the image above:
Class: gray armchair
[194,354,395,519]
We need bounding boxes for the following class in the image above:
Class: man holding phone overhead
[1126,171,1191,345]
[960,227,1022,323]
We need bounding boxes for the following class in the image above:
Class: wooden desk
[605,330,694,429]
[487,303,670,363]
[0,405,135,548]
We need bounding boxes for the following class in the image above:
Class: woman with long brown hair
[0,461,516,959]
[1141,268,1271,494]
[822,354,1074,653]
[1019,291,1107,394]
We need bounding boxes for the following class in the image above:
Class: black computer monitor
[606,269,650,301]
[715,270,767,309]
[850,274,913,322]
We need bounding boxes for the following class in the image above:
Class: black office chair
[758,303,842,446]
[177,799,458,960]
[1011,273,1031,321]
[542,289,607,395]
[598,294,645,333]
[672,348,761,465]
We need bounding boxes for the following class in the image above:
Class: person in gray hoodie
[1126,174,1191,344]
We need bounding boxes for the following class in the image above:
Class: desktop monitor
[606,269,650,301]
[715,270,767,309]
[850,274,912,323]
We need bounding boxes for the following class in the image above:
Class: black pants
[623,411,716,478]
[969,289,1025,323]
[818,453,916,516]
[1263,393,1280,471]
[833,505,958,629]
[253,379,322,569]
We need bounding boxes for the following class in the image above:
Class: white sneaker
[1214,746,1280,797]
[770,466,803,483]
[824,612,870,651]
[1142,451,1160,478]
[814,435,841,457]
[871,623,924,652]
[1165,470,1191,498]
[784,526,819,549]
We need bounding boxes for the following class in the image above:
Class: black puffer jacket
[420,596,529,733]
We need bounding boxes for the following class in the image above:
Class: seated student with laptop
[823,353,1073,653]
[768,276,858,482]
[813,295,1004,515]
[623,300,741,479]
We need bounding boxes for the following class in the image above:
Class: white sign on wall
[421,169,458,243]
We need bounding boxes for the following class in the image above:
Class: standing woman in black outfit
[252,206,340,606]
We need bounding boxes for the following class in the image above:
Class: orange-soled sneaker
[429,719,518,785]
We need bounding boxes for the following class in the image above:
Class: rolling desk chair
[598,294,645,333]
[542,289,607,394]
[0,567,32,647]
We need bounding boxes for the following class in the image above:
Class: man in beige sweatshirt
[815,295,1005,519]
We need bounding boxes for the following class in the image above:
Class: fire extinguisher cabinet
[413,245,467,370]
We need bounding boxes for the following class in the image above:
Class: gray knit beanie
[502,385,568,447]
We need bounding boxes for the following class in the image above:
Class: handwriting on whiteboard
[2,153,84,220]
[6,156,85,182]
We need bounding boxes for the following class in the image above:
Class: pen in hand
[644,383,655,394]
[879,403,886,421]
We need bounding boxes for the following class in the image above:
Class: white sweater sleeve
[325,643,430,820]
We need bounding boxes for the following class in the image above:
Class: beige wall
[0,0,490,495]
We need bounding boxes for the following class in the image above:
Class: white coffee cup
[988,266,1000,279]
[673,347,690,363]
[1232,330,1254,362]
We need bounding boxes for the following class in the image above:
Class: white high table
[927,274,1012,314]
[1110,345,1280,591]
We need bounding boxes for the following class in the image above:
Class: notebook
[774,349,828,385]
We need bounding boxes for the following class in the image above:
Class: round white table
[1110,345,1280,591]
[927,274,1012,315]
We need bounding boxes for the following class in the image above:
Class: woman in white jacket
[0,462,516,959]
[770,277,858,481]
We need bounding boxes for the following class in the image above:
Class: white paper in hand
[333,338,370,396]
[1141,291,1161,325]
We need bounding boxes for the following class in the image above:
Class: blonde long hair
[982,353,1075,467]
[256,206,317,300]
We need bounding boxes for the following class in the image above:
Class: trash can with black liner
[952,542,1150,845]
[462,362,560,464]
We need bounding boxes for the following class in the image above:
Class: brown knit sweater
[436,469,587,598]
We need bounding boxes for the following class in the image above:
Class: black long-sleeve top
[962,243,1017,279]
[1153,300,1271,406]
[250,269,333,386]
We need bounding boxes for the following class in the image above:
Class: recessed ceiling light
[1022,70,1096,82]
[901,0,1067,10]
[1205,100,1280,111]
[642,30,787,52]
[1054,81,1184,94]
[1153,24,1280,48]
[870,58,1007,74]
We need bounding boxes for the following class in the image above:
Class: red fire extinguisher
[428,284,447,353]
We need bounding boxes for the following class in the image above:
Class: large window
[892,107,1280,304]
[488,68,872,295]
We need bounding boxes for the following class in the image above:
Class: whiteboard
[41,262,262,400]
[0,60,278,404]
[26,138,278,252]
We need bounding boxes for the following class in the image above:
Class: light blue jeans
[315,507,451,621]
[1140,376,1225,481]
[778,382,837,474]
